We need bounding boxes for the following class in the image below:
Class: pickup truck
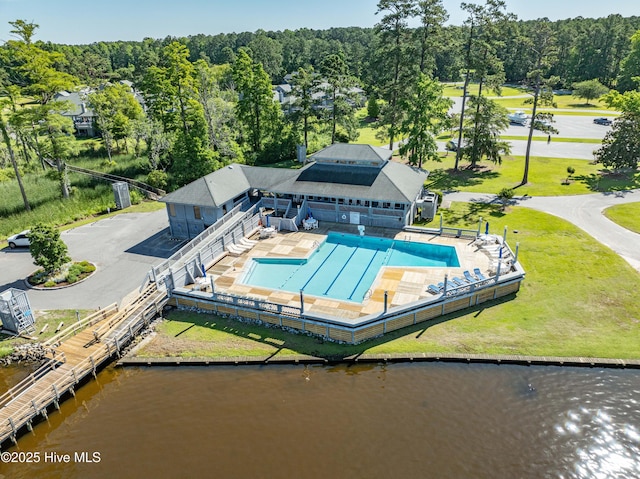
[593,117,612,126]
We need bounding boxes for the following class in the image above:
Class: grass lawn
[442,84,523,97]
[0,152,162,241]
[603,202,640,234]
[0,310,92,357]
[137,203,640,360]
[421,154,640,196]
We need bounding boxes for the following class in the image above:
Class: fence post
[514,242,519,263]
[503,225,508,243]
[299,289,304,313]
[439,213,443,234]
[383,291,388,314]
[478,217,483,236]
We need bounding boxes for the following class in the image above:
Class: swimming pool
[241,232,460,303]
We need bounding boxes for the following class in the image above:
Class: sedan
[593,117,612,126]
[7,230,30,249]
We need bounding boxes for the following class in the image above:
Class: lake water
[2,362,640,479]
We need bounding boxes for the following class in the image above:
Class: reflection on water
[1,363,639,479]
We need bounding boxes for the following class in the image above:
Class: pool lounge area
[185,222,521,322]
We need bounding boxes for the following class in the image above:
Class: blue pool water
[241,232,459,303]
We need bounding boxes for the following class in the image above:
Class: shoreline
[117,352,640,369]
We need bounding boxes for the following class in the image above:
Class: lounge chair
[437,282,446,291]
[427,284,441,295]
[463,270,476,283]
[454,276,468,285]
[473,268,487,280]
[240,237,258,247]
[449,277,464,287]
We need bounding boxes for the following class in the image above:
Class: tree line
[7,14,638,90]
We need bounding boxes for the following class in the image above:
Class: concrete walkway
[444,189,640,272]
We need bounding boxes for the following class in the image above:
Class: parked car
[445,139,459,151]
[593,117,612,126]
[507,111,528,125]
[533,119,552,130]
[7,230,30,249]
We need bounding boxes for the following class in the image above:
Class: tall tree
[455,0,512,170]
[399,74,452,168]
[0,96,30,211]
[520,20,558,185]
[617,30,640,92]
[320,54,358,144]
[290,66,319,149]
[572,79,609,105]
[232,49,281,156]
[375,0,417,150]
[413,0,449,75]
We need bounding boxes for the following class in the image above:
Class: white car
[7,230,30,249]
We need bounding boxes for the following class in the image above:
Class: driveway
[0,209,182,310]
[444,189,640,272]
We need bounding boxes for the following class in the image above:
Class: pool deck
[199,223,507,322]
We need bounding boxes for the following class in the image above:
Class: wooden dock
[0,283,168,447]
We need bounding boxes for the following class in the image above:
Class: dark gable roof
[310,143,392,163]
[162,145,428,207]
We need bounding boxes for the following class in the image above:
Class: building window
[395,203,404,210]
[365,201,370,207]
[338,198,344,205]
[382,202,391,209]
[168,204,176,217]
[194,206,202,220]
[372,201,379,208]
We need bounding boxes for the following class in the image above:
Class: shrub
[44,280,56,288]
[78,260,96,273]
[147,170,168,189]
[129,189,144,204]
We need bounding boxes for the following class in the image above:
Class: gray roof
[162,145,428,207]
[54,91,95,117]
[310,143,393,164]
[161,164,250,207]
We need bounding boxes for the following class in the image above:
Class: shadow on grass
[426,166,501,191]
[574,169,640,192]
[415,202,505,229]
[162,293,518,361]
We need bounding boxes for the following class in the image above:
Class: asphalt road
[0,209,181,310]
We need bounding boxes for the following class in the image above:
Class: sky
[0,0,638,45]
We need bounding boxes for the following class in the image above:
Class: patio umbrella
[266,215,270,227]
[485,222,489,235]
[201,263,206,276]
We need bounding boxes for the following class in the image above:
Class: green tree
[520,20,558,185]
[594,90,640,171]
[0,95,30,211]
[367,94,380,120]
[413,0,449,75]
[89,83,144,160]
[398,74,452,168]
[320,54,358,144]
[456,0,513,171]
[232,49,282,156]
[290,66,319,149]
[247,32,284,82]
[497,187,514,210]
[375,0,417,150]
[617,30,640,92]
[572,79,609,105]
[461,96,510,166]
[29,223,70,274]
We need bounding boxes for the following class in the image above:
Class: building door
[349,211,360,225]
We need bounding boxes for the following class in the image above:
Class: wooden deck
[0,284,168,447]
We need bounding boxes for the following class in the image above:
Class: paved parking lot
[0,209,182,310]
